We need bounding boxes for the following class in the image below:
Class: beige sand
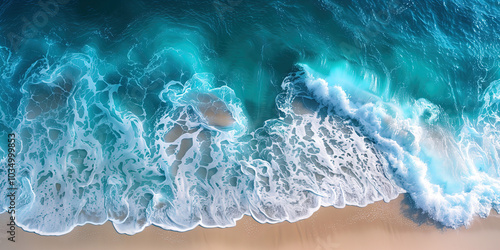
[196,93,236,127]
[1,195,499,250]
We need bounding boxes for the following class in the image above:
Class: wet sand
[1,194,499,250]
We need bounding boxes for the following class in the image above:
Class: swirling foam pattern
[0,0,500,235]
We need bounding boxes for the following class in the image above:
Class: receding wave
[1,0,500,236]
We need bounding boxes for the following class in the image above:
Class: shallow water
[0,0,500,235]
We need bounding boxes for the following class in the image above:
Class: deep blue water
[1,0,500,235]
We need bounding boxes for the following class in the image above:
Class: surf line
[6,133,17,243]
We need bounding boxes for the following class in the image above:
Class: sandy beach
[1,194,499,250]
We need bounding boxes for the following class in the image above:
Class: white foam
[5,49,499,235]
[300,63,500,228]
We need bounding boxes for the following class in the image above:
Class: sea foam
[300,63,500,228]
[0,49,405,234]
[1,40,499,234]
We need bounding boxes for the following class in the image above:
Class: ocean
[1,0,500,235]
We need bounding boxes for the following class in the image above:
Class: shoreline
[1,194,500,249]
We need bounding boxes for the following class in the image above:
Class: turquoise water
[1,0,500,235]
